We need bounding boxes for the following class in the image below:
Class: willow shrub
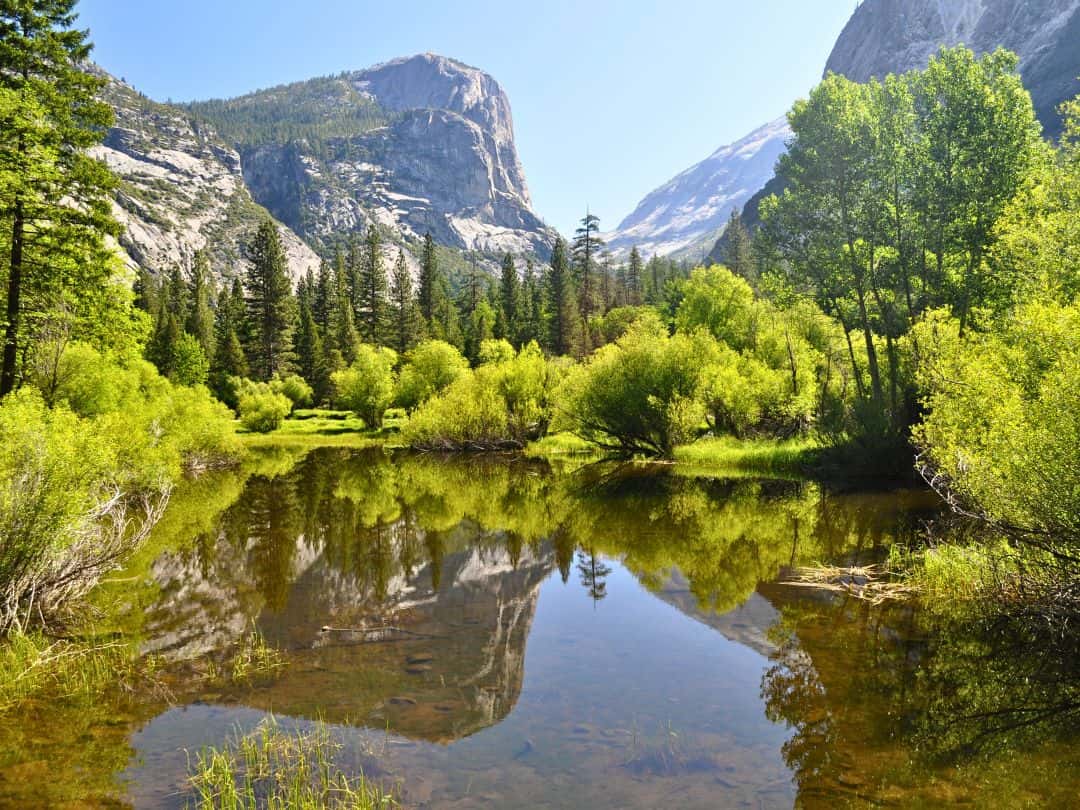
[403,341,559,450]
[332,344,397,429]
[914,302,1080,544]
[235,380,292,434]
[557,313,712,458]
[1,345,240,630]
[395,340,469,412]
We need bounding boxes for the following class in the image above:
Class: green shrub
[236,381,292,434]
[557,314,712,457]
[332,344,397,428]
[0,391,165,631]
[270,374,314,412]
[403,342,561,449]
[395,340,469,411]
[915,302,1080,544]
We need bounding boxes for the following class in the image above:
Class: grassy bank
[238,409,403,450]
[673,436,822,477]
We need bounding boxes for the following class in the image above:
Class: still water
[2,447,1078,808]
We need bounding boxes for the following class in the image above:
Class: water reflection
[9,447,1076,808]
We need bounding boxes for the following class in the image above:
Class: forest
[1,1,1078,807]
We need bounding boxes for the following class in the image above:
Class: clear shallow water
[2,447,1078,808]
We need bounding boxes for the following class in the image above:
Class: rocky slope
[824,0,1080,137]
[603,118,790,260]
[92,72,321,281]
[190,53,557,259]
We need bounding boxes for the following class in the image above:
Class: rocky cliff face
[92,73,320,281]
[195,53,556,259]
[603,118,790,260]
[825,0,1080,137]
[93,53,554,283]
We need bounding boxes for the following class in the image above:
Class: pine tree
[546,238,580,356]
[332,251,359,364]
[498,253,521,345]
[0,0,118,395]
[313,259,334,334]
[357,224,388,344]
[599,252,614,313]
[244,218,294,379]
[645,255,665,304]
[389,248,420,354]
[211,277,249,400]
[186,250,216,358]
[572,212,605,324]
[520,258,544,346]
[627,246,644,306]
[723,209,756,282]
[294,298,330,402]
[418,233,440,325]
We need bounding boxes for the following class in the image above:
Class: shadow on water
[0,447,1077,807]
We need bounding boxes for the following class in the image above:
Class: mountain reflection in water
[6,447,1075,809]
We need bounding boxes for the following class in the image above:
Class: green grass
[889,539,1017,602]
[238,410,407,450]
[187,716,395,809]
[0,632,143,713]
[524,432,599,459]
[673,435,822,477]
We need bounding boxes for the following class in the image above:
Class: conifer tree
[357,224,388,344]
[332,251,359,364]
[546,238,580,356]
[212,277,249,385]
[722,209,756,282]
[498,252,521,345]
[313,259,334,335]
[294,298,330,402]
[627,246,644,305]
[389,248,420,354]
[0,0,119,395]
[418,233,440,325]
[244,218,294,379]
[520,258,544,346]
[186,250,216,358]
[572,212,604,323]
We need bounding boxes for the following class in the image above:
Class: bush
[403,342,561,449]
[557,313,712,457]
[270,374,314,412]
[915,302,1080,544]
[332,344,397,428]
[37,342,238,482]
[235,380,292,433]
[395,340,469,411]
[0,390,167,632]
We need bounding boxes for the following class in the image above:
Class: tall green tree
[357,224,387,344]
[626,246,644,306]
[497,252,521,344]
[418,233,440,325]
[186,250,215,358]
[294,297,330,402]
[546,237,580,356]
[0,0,119,395]
[212,277,249,392]
[389,247,420,354]
[244,218,294,379]
[572,211,604,326]
[722,210,756,282]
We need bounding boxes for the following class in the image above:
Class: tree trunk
[2,197,25,397]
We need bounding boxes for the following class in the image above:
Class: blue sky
[77,0,856,237]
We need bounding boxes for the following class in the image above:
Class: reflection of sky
[123,560,795,809]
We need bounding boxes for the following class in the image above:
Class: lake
[2,447,1077,808]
